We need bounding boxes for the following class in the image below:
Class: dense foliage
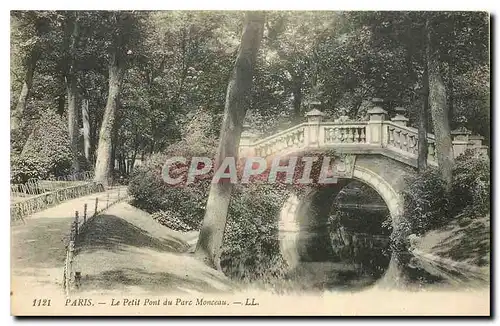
[394,150,490,251]
[11,11,489,170]
[11,110,75,183]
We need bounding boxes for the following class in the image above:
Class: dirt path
[10,187,127,296]
[72,203,233,296]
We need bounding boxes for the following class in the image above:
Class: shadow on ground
[77,214,188,255]
[80,268,231,294]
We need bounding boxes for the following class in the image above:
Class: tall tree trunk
[109,126,119,175]
[418,67,429,172]
[94,52,126,187]
[66,12,80,172]
[57,92,65,116]
[418,49,429,172]
[81,98,91,161]
[11,49,38,132]
[67,76,80,171]
[195,12,265,270]
[292,83,302,122]
[447,63,454,128]
[426,19,454,190]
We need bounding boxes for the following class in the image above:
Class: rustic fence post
[64,248,70,295]
[94,197,99,216]
[83,203,87,224]
[74,211,79,238]
[118,187,121,200]
[106,192,110,209]
[68,239,75,290]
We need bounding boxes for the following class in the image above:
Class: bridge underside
[278,153,413,273]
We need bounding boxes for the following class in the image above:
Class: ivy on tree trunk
[426,18,454,190]
[195,12,265,270]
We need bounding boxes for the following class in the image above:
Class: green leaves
[12,110,75,183]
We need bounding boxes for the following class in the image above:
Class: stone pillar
[391,107,409,127]
[468,134,488,157]
[451,126,471,158]
[366,98,388,145]
[239,124,258,157]
[305,108,325,148]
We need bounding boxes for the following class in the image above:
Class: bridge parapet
[240,103,488,167]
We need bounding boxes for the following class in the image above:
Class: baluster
[333,128,339,142]
[427,142,435,161]
[355,128,361,143]
[408,135,414,154]
[348,128,354,143]
[278,138,283,152]
[341,128,347,143]
[388,127,394,146]
[272,140,278,153]
[395,130,401,149]
[401,131,408,152]
[360,128,366,143]
[278,138,285,151]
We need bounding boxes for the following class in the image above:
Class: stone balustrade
[240,101,488,168]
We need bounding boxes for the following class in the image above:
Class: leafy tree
[195,12,265,270]
[94,11,146,186]
[12,110,74,183]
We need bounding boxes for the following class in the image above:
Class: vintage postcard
[10,10,490,316]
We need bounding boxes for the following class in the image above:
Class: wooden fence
[10,182,105,223]
[63,187,128,295]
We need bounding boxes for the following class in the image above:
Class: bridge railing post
[467,135,488,157]
[366,99,388,146]
[451,126,471,158]
[239,124,258,157]
[305,108,325,147]
[391,107,410,127]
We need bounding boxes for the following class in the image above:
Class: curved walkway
[11,187,127,296]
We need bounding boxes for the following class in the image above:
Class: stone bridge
[239,103,488,271]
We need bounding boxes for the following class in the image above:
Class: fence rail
[10,182,105,223]
[11,172,94,198]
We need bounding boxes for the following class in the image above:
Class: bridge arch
[278,162,402,271]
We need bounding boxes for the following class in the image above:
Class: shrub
[221,182,289,281]
[393,149,490,270]
[11,110,75,183]
[128,152,211,229]
[401,168,450,236]
[451,149,490,218]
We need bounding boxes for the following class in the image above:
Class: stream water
[286,205,446,291]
